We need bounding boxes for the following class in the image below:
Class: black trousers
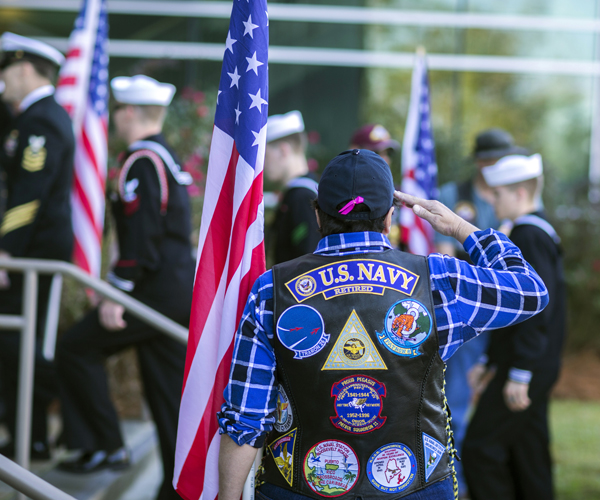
[0,273,57,445]
[462,366,558,500]
[55,300,188,500]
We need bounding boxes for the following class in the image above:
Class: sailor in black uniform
[0,32,74,459]
[56,75,194,500]
[265,111,320,265]
[463,153,566,500]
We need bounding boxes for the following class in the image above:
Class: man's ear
[382,206,394,235]
[315,209,321,229]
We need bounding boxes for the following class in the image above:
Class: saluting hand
[394,191,480,244]
[98,299,127,331]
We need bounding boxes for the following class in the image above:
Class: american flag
[55,0,108,277]
[400,51,438,255]
[173,0,268,497]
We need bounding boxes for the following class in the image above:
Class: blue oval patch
[367,443,417,493]
[277,305,330,359]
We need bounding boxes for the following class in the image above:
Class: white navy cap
[267,110,305,143]
[110,75,176,106]
[482,153,543,187]
[0,32,65,68]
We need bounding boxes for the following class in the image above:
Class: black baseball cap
[474,128,527,160]
[317,149,394,220]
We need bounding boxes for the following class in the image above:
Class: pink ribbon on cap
[338,196,364,215]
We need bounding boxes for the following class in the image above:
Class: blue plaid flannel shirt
[218,229,548,447]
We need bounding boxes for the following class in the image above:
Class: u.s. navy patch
[322,310,387,371]
[367,443,417,493]
[376,299,432,358]
[274,384,293,433]
[304,439,359,497]
[22,135,47,172]
[330,375,386,434]
[286,259,419,303]
[268,428,297,486]
[423,433,445,482]
[276,305,330,359]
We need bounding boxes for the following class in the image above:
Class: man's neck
[511,201,537,222]
[126,124,162,146]
[282,155,309,185]
[16,82,53,112]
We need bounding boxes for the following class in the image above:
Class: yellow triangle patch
[268,428,297,486]
[322,310,387,371]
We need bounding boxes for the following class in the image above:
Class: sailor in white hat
[0,32,73,460]
[56,75,194,500]
[481,153,543,222]
[464,152,565,500]
[265,110,320,264]
[0,32,64,109]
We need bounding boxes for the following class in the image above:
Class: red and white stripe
[174,125,266,500]
[400,53,436,256]
[55,0,107,276]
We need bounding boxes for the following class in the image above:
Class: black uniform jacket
[109,134,195,312]
[271,174,320,265]
[0,94,74,260]
[487,212,566,375]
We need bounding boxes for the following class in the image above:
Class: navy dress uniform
[56,76,194,500]
[463,154,566,500]
[0,32,73,458]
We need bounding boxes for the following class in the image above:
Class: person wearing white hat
[55,75,194,500]
[0,32,73,460]
[434,128,529,498]
[463,153,566,500]
[265,110,320,264]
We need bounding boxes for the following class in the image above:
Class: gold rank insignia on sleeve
[22,135,47,172]
[0,200,40,236]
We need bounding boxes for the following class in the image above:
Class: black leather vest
[261,249,451,498]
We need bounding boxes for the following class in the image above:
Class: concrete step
[0,420,158,500]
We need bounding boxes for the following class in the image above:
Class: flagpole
[242,448,263,500]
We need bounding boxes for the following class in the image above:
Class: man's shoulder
[22,96,74,140]
[510,223,557,252]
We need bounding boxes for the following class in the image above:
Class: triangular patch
[322,310,387,371]
[423,433,445,482]
[268,428,297,486]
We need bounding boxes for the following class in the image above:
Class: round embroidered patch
[330,375,386,434]
[376,299,432,358]
[295,275,317,297]
[304,439,360,497]
[274,384,293,433]
[367,443,417,493]
[277,305,330,359]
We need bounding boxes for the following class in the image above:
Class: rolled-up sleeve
[217,271,278,448]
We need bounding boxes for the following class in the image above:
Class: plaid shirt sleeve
[430,228,549,361]
[217,270,277,448]
[218,228,549,445]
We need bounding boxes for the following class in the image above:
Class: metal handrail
[0,257,189,499]
[0,454,76,500]
[0,258,188,343]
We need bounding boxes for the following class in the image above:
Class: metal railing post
[15,270,38,500]
[42,273,63,361]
